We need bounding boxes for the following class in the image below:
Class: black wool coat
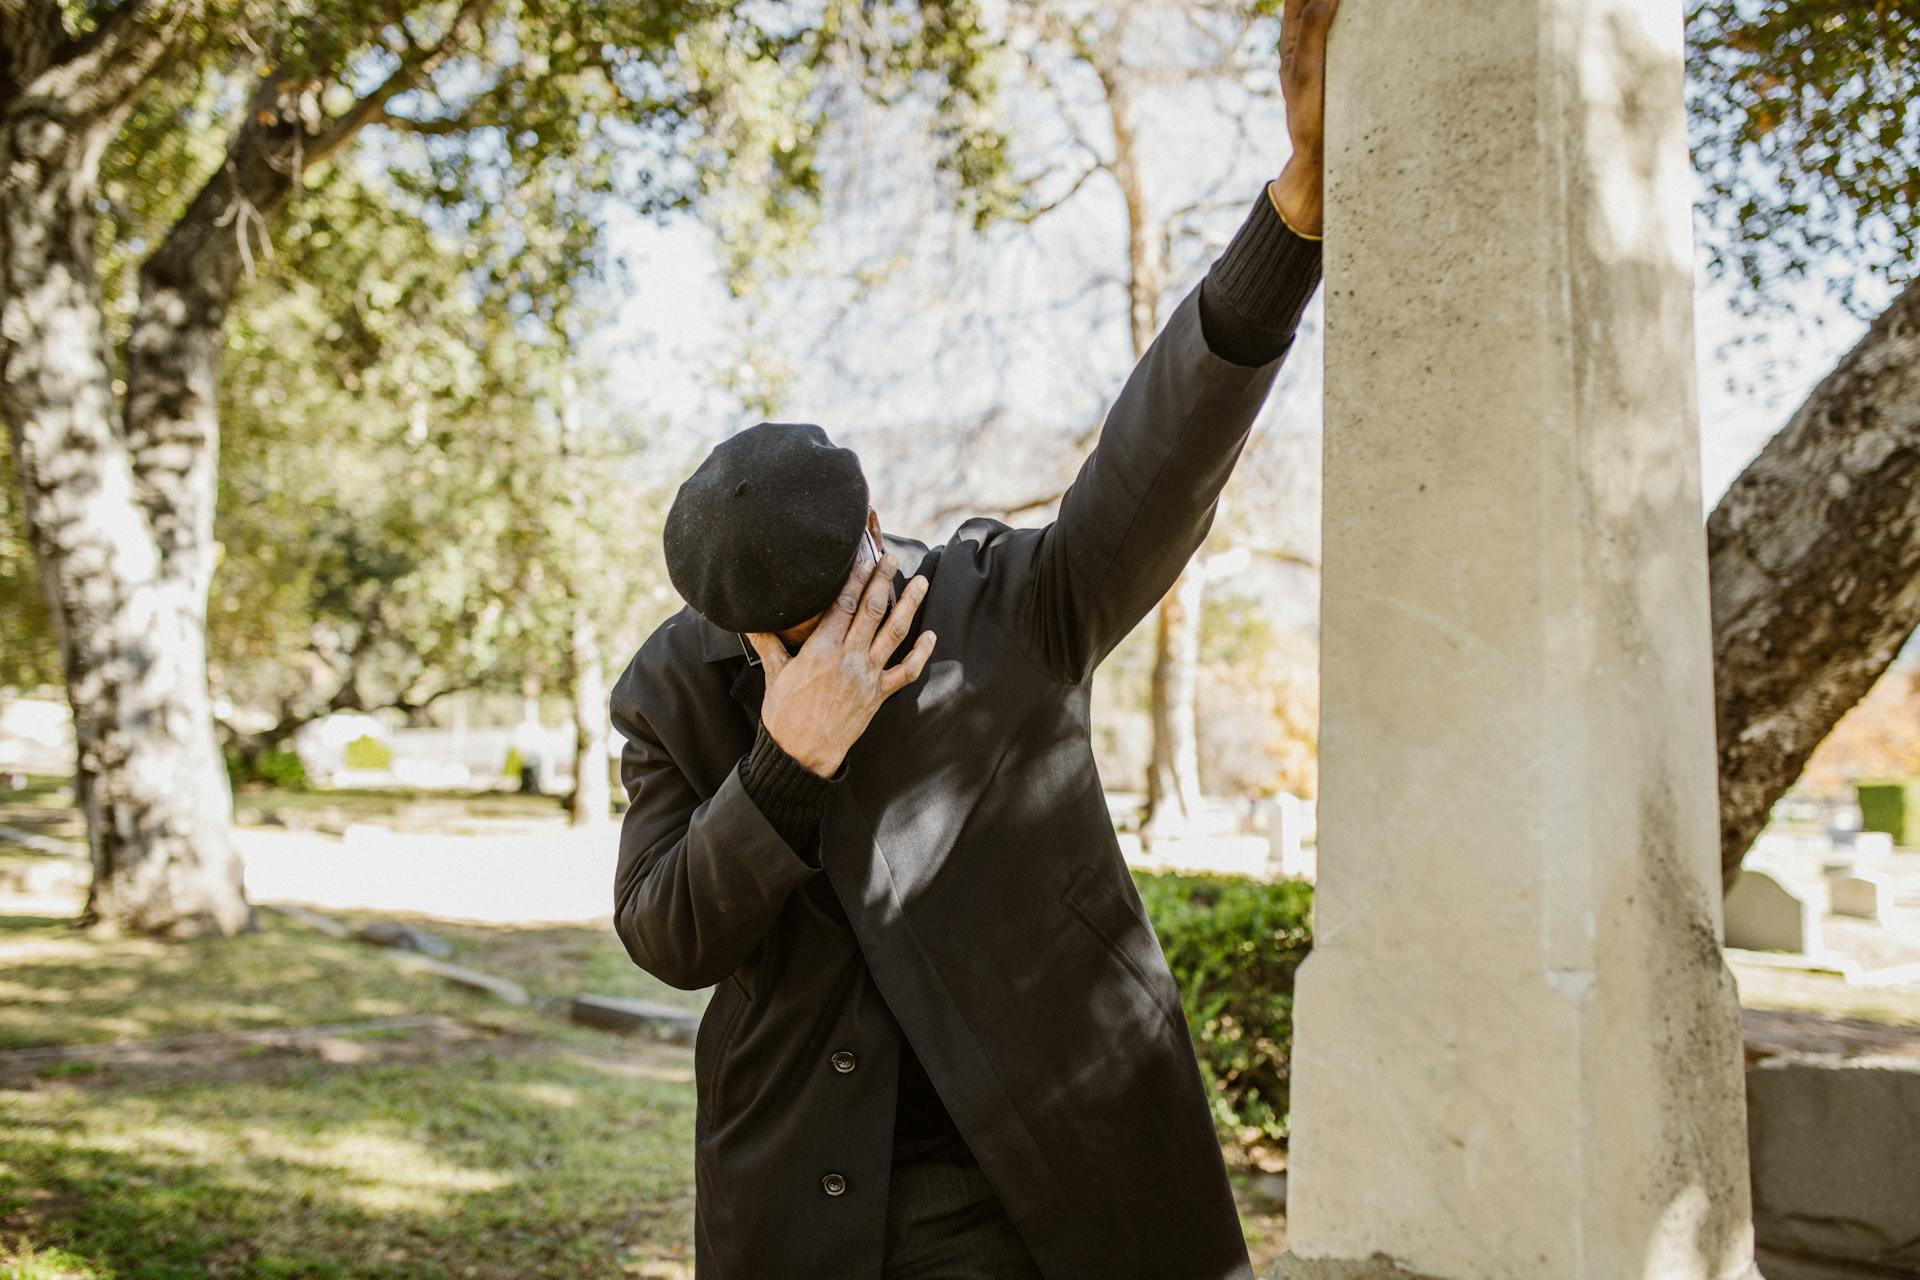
[610,275,1300,1280]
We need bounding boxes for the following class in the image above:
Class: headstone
[1725,869,1822,954]
[1264,793,1315,880]
[1274,0,1759,1275]
[1826,869,1895,927]
[1840,829,1895,862]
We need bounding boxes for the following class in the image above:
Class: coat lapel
[727,658,764,719]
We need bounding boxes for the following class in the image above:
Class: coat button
[821,1172,847,1196]
[830,1050,856,1073]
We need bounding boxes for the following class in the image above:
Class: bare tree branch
[1011,159,1104,223]
[307,0,494,167]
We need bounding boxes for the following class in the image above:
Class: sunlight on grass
[0,937,95,967]
[515,1082,578,1108]
[561,1051,694,1087]
[287,1131,514,1214]
[1730,960,1920,1026]
[0,884,716,1275]
[319,911,711,1013]
[88,1119,226,1162]
[1,1243,107,1279]
[1,1049,698,1278]
[0,912,507,1050]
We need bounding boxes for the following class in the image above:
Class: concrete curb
[0,823,87,858]
[261,901,528,1006]
[569,994,701,1044]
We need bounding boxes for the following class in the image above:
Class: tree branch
[305,0,494,168]
[41,0,202,122]
[1012,157,1104,223]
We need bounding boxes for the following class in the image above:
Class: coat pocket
[696,979,751,1125]
[1061,863,1187,1040]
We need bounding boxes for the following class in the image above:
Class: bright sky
[590,203,1869,508]
[582,25,1879,523]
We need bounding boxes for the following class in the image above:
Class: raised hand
[1270,0,1339,236]
[746,549,936,779]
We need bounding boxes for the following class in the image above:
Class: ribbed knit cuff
[740,718,837,860]
[1198,184,1324,366]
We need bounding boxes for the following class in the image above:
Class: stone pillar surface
[1275,1,1760,1277]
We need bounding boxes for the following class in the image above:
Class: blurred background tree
[3,0,1914,927]
[704,0,1918,881]
[1688,0,1920,884]
[1688,0,1915,315]
[1,0,1006,937]
[707,0,1313,840]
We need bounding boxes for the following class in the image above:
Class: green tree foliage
[1688,0,1917,312]
[212,164,529,735]
[4,0,1007,706]
[210,157,673,747]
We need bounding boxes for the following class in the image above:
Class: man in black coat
[610,4,1337,1276]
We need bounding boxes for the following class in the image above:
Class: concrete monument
[1275,1,1760,1276]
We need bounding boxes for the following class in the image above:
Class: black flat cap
[663,421,870,634]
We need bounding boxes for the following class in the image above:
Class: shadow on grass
[0,913,511,1053]
[1,1044,698,1279]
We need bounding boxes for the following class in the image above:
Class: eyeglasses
[738,530,883,666]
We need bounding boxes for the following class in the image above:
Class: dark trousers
[883,1129,1047,1279]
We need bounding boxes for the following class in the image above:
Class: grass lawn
[0,778,82,846]
[5,785,1913,1275]
[0,903,702,1280]
[319,910,707,1014]
[2,1040,697,1280]
[0,808,709,1280]
[0,885,1289,1277]
[0,912,531,1051]
[231,787,594,832]
[0,776,600,849]
[1728,957,1920,1027]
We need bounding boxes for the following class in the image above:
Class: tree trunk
[1101,63,1210,842]
[549,370,611,827]
[568,604,610,828]
[1,7,248,938]
[1141,557,1207,840]
[126,72,332,601]
[1709,280,1920,888]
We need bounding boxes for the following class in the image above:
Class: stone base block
[1746,1013,1920,1278]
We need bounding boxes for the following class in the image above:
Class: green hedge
[224,747,308,790]
[1856,779,1920,846]
[1132,868,1314,1148]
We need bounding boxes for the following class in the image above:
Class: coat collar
[695,531,934,664]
